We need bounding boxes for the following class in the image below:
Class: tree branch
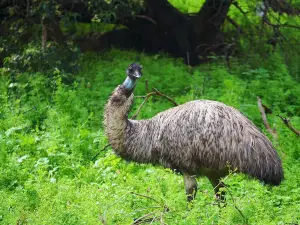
[91,144,111,161]
[226,16,244,34]
[132,211,159,225]
[131,191,169,225]
[131,192,163,206]
[277,114,300,137]
[265,0,300,15]
[232,1,248,15]
[131,87,178,119]
[224,185,248,223]
[264,17,300,29]
[257,96,278,141]
[135,15,157,26]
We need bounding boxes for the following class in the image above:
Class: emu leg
[207,175,226,202]
[183,174,198,202]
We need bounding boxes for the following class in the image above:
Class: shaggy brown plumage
[104,64,284,201]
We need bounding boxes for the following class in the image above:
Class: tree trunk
[77,0,233,65]
[42,17,66,47]
[0,0,233,66]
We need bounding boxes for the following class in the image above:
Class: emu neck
[104,85,134,153]
[122,76,137,90]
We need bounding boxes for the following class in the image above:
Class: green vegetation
[0,49,300,224]
[1,0,300,224]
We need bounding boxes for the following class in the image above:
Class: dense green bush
[0,48,299,224]
[2,42,80,76]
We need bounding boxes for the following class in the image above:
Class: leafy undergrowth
[0,49,300,224]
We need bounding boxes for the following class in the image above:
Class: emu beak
[133,70,142,79]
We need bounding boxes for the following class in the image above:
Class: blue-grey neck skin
[122,76,136,91]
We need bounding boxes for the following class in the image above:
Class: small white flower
[50,177,56,183]
[17,155,29,163]
[34,157,49,167]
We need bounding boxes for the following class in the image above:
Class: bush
[0,49,299,224]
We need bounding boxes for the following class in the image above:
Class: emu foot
[187,193,196,202]
[213,188,227,208]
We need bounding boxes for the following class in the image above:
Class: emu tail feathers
[239,133,283,186]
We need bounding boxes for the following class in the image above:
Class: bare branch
[131,192,163,206]
[131,92,154,119]
[264,17,300,29]
[226,16,244,34]
[263,16,300,55]
[135,15,157,26]
[264,0,300,15]
[280,23,300,29]
[131,192,169,224]
[257,97,278,141]
[132,88,178,119]
[132,210,159,225]
[232,1,248,15]
[152,87,178,106]
[224,185,248,223]
[91,144,111,161]
[277,114,300,137]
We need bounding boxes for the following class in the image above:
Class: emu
[104,63,283,201]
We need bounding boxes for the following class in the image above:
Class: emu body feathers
[104,65,283,201]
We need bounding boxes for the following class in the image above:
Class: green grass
[0,49,300,224]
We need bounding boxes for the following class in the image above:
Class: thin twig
[152,87,178,106]
[160,212,167,225]
[131,192,163,206]
[135,15,157,26]
[101,191,132,224]
[277,114,300,137]
[131,92,156,119]
[131,192,168,225]
[131,87,178,119]
[257,96,278,141]
[132,211,159,225]
[224,185,248,223]
[91,144,111,161]
[226,16,244,34]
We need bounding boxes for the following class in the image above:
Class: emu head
[122,63,143,92]
[126,63,143,79]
